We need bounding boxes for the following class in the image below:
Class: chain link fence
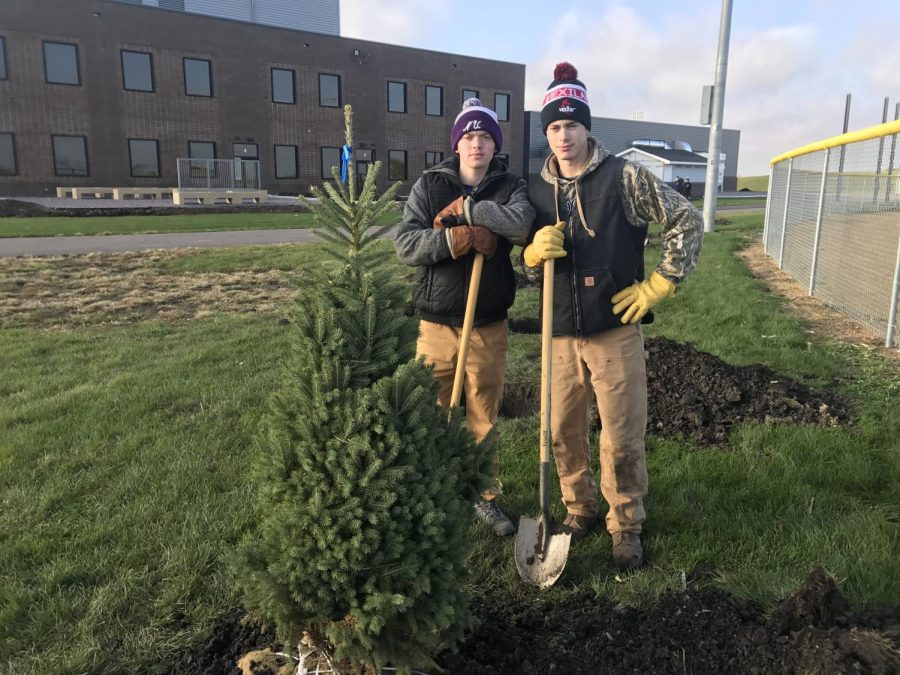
[764,120,900,347]
[176,158,261,191]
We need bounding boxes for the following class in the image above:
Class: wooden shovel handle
[449,252,485,409]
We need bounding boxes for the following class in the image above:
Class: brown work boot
[561,513,599,542]
[611,531,644,571]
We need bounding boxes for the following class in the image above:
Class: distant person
[674,176,684,195]
[523,62,704,571]
[683,178,692,199]
[394,98,535,537]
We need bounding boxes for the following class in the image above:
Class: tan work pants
[416,319,507,500]
[550,325,648,533]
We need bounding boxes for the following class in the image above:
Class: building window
[52,135,88,176]
[233,143,258,159]
[387,81,406,113]
[275,145,298,179]
[183,57,212,97]
[495,93,510,122]
[128,139,160,177]
[188,141,216,159]
[271,68,295,104]
[0,133,16,175]
[121,50,154,92]
[0,37,7,80]
[43,41,80,85]
[388,150,407,181]
[426,151,443,167]
[321,146,341,179]
[462,88,478,103]
[319,73,340,107]
[425,85,443,116]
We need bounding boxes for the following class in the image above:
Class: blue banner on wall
[341,144,352,184]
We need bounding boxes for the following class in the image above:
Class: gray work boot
[561,513,599,543]
[474,500,514,536]
[611,531,644,571]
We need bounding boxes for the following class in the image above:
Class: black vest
[412,162,520,327]
[529,156,649,336]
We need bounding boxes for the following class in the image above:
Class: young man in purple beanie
[395,98,535,536]
[523,63,703,570]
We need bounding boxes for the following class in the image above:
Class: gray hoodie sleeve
[468,177,536,245]
[394,176,453,267]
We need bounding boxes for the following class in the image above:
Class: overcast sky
[340,0,900,176]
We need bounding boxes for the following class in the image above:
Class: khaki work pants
[550,324,648,533]
[416,319,507,500]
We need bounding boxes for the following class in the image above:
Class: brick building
[0,0,525,197]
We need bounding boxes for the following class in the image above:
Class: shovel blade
[514,516,571,588]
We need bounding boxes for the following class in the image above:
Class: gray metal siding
[526,112,740,181]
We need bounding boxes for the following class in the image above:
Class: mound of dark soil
[0,199,56,217]
[168,609,276,675]
[501,336,849,446]
[168,569,899,674]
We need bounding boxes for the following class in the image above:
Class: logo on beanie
[462,120,483,133]
[558,98,576,113]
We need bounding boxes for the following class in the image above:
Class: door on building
[355,148,374,194]
[232,143,259,189]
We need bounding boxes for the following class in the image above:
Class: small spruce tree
[237,105,493,673]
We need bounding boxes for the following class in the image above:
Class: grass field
[737,175,770,192]
[1,212,897,673]
[0,211,401,238]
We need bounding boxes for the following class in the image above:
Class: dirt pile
[168,569,899,674]
[502,336,849,445]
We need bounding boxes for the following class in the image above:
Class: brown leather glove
[472,225,498,258]
[433,196,465,229]
[446,225,474,258]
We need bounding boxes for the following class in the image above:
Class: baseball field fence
[763,120,900,348]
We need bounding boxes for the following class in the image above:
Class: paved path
[0,228,324,257]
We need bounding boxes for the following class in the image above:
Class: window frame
[183,57,213,97]
[321,146,341,180]
[425,151,443,168]
[495,93,510,122]
[120,49,155,93]
[425,85,443,117]
[127,138,161,178]
[462,88,479,104]
[387,81,407,114]
[0,36,8,81]
[274,144,298,179]
[43,41,81,86]
[388,149,407,181]
[271,67,296,104]
[318,73,341,108]
[187,140,216,160]
[0,132,17,176]
[51,134,89,177]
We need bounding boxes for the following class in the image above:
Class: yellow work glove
[523,221,566,268]
[611,271,676,324]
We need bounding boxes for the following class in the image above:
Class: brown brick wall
[0,0,526,197]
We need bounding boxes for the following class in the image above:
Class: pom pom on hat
[541,61,592,133]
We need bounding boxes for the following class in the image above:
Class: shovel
[515,258,571,587]
[449,199,483,410]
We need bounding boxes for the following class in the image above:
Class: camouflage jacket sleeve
[393,176,452,267]
[469,176,535,245]
[620,161,704,283]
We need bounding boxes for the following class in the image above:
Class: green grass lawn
[1,212,897,673]
[0,211,400,238]
[737,175,770,192]
[689,196,767,207]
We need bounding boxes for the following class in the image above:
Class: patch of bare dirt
[739,237,899,363]
[167,569,899,674]
[0,250,295,328]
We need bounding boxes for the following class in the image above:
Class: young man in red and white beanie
[524,63,704,570]
[395,98,535,536]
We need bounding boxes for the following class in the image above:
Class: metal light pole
[702,0,734,233]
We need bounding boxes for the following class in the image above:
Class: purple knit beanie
[450,98,503,153]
